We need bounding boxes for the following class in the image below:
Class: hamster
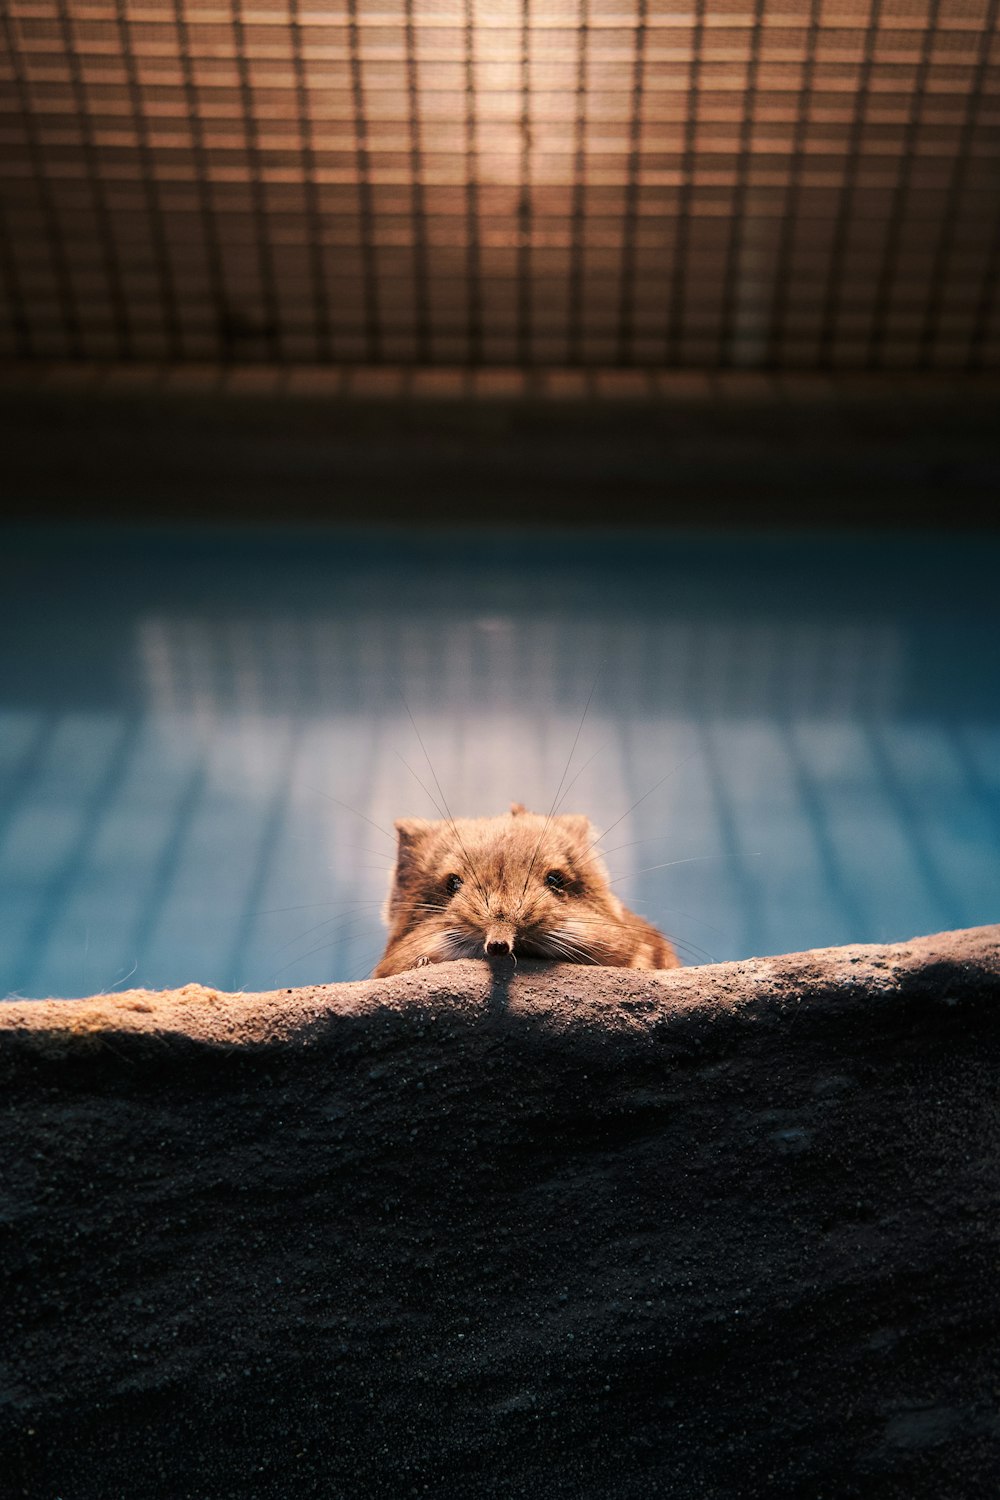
[373,802,679,977]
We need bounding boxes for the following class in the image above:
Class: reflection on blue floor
[1,525,998,998]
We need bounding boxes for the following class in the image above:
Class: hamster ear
[393,818,433,876]
[554,813,594,847]
[383,822,431,924]
[385,819,433,922]
[509,802,528,817]
[394,817,433,845]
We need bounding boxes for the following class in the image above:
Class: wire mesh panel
[1,0,998,368]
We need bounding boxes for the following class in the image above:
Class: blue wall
[2,526,998,997]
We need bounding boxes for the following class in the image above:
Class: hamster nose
[485,921,515,957]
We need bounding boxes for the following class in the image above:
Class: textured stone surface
[1,926,998,1498]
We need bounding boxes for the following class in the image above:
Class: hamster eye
[545,869,567,892]
[444,874,463,897]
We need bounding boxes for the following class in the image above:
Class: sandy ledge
[1,924,998,1499]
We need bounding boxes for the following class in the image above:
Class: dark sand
[2,926,998,1498]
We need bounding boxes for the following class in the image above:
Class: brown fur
[374,803,679,977]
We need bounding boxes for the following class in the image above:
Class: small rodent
[374,802,679,977]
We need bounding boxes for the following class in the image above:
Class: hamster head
[377,802,631,970]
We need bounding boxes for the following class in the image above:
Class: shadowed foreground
[1,927,998,1499]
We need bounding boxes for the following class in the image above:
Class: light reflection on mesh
[1,0,998,368]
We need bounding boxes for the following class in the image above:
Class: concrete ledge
[2,926,998,1497]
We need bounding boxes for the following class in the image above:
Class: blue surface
[2,525,998,999]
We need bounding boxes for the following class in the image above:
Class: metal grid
[1,0,998,369]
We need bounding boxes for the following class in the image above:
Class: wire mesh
[1,0,998,368]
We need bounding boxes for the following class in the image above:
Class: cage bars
[918,0,1000,369]
[1,0,998,371]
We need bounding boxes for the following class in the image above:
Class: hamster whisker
[627,903,724,939]
[344,946,391,984]
[553,912,716,962]
[584,746,702,861]
[250,899,385,918]
[267,919,376,979]
[576,835,667,866]
[543,932,598,963]
[268,905,384,960]
[549,741,609,818]
[608,853,761,883]
[571,849,725,934]
[394,750,451,822]
[398,698,491,908]
[528,932,575,961]
[305,786,396,842]
[521,672,602,900]
[394,756,492,912]
[345,845,396,864]
[106,959,139,990]
[669,939,719,964]
[440,929,483,960]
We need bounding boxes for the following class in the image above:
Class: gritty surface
[1,926,998,1498]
